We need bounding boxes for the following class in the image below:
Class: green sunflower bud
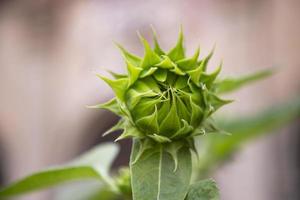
[95,28,232,143]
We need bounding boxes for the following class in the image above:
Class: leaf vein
[156,145,163,200]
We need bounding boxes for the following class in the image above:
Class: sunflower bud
[94,28,231,143]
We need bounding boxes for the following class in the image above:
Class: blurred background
[0,0,299,199]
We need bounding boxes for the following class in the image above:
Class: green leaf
[0,167,99,199]
[215,68,274,93]
[97,75,128,101]
[168,27,185,61]
[220,97,300,144]
[164,142,184,172]
[130,139,155,164]
[54,181,119,200]
[196,97,300,177]
[0,143,119,198]
[185,179,219,200]
[130,140,192,200]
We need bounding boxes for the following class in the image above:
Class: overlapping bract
[96,28,231,143]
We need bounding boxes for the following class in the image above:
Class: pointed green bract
[198,46,215,71]
[187,66,203,86]
[190,97,204,127]
[87,98,122,116]
[140,67,158,78]
[168,27,185,61]
[172,120,193,139]
[171,64,186,75]
[175,76,188,89]
[139,33,162,69]
[116,43,141,67]
[176,98,191,124]
[155,55,175,69]
[208,93,233,112]
[201,62,222,88]
[127,61,143,86]
[136,106,159,134]
[126,89,156,110]
[176,47,200,71]
[159,99,181,137]
[97,75,128,101]
[151,26,165,56]
[115,123,143,141]
[153,69,168,82]
[107,70,127,79]
[103,119,126,136]
[149,134,172,143]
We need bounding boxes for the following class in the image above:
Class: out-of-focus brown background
[0,0,299,200]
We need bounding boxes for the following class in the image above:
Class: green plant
[0,28,299,200]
